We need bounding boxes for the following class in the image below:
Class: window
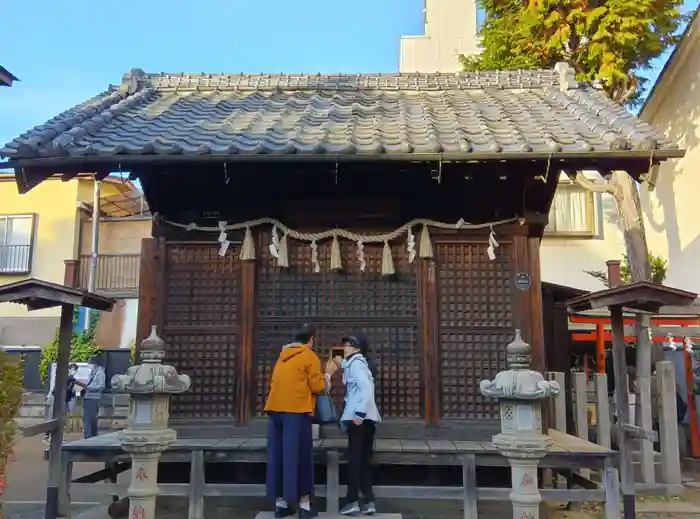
[0,214,35,273]
[546,185,595,236]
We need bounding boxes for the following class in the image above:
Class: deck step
[255,513,402,519]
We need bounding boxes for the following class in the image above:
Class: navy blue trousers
[82,399,100,439]
[266,412,314,504]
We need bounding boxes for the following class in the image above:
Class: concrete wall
[119,298,139,349]
[640,19,700,294]
[400,0,480,73]
[79,219,151,255]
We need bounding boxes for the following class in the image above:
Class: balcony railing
[0,244,32,274]
[78,254,140,293]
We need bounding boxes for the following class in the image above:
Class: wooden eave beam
[61,171,80,182]
[15,167,54,195]
[7,154,677,195]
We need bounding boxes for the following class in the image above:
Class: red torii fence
[571,314,700,458]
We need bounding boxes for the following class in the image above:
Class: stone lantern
[111,326,191,519]
[480,329,560,519]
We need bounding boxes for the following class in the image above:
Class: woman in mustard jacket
[265,323,329,519]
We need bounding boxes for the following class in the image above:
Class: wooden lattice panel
[163,243,240,418]
[437,242,513,328]
[366,325,421,418]
[164,244,240,326]
[165,332,238,418]
[440,329,511,419]
[257,231,418,318]
[255,231,420,417]
[437,242,513,420]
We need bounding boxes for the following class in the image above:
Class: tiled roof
[0,66,18,87]
[0,63,679,161]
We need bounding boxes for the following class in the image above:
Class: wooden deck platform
[59,429,622,519]
[62,429,614,468]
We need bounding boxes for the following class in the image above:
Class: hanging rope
[161,215,521,273]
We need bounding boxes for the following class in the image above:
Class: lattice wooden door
[162,243,240,418]
[437,241,513,420]
[256,232,422,419]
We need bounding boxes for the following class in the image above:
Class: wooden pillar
[419,258,440,426]
[63,259,79,288]
[236,260,257,425]
[572,372,590,479]
[610,304,636,519]
[657,360,681,486]
[527,237,545,371]
[135,238,161,359]
[45,304,74,519]
[512,236,532,350]
[635,315,655,484]
[595,373,612,449]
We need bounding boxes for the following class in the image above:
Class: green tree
[461,0,688,105]
[39,308,102,383]
[461,0,690,282]
[0,351,23,512]
[584,252,668,287]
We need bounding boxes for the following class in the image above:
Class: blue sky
[0,0,697,147]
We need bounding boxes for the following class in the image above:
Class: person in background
[264,323,330,519]
[73,357,106,439]
[329,333,381,516]
[43,363,79,445]
[677,384,688,423]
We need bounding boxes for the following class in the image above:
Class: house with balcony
[0,173,151,347]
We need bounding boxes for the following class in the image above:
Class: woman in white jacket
[335,334,380,516]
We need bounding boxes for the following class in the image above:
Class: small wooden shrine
[0,64,681,438]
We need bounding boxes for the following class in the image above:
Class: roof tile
[0,65,678,160]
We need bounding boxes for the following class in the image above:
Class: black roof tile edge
[128,68,566,92]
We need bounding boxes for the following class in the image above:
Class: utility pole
[84,178,101,331]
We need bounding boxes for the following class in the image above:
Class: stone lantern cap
[112,326,191,395]
[480,329,560,401]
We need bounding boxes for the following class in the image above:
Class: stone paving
[6,435,700,519]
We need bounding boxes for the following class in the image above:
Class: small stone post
[111,326,191,519]
[480,329,560,519]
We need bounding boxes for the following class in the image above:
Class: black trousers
[346,421,376,502]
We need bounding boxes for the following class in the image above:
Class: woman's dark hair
[88,356,103,366]
[292,323,316,344]
[342,332,377,378]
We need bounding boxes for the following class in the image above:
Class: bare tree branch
[616,76,638,105]
[564,170,620,196]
